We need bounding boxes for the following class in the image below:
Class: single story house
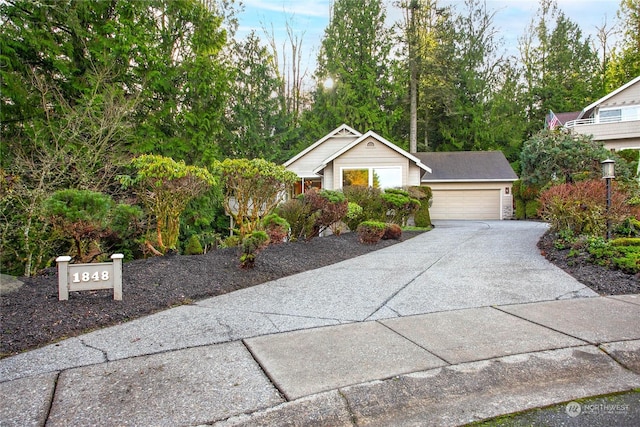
[284,124,518,220]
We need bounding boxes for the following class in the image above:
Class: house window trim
[598,105,640,123]
[340,166,403,189]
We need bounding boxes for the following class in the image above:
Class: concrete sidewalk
[1,221,639,426]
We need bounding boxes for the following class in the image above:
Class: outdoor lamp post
[601,158,615,240]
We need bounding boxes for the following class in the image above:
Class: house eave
[578,75,640,119]
[421,179,518,183]
[283,124,362,167]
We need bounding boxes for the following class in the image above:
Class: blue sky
[236,0,621,78]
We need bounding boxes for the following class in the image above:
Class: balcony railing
[565,116,637,128]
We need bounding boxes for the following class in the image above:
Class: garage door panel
[430,189,500,220]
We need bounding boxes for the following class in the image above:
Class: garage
[415,151,518,221]
[429,189,501,220]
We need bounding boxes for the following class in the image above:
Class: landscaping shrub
[513,180,540,220]
[409,186,432,227]
[381,189,420,226]
[345,202,364,231]
[44,189,114,262]
[615,217,640,237]
[276,198,318,241]
[342,185,386,222]
[262,213,290,244]
[382,223,402,240]
[586,236,640,274]
[239,230,269,269]
[525,200,541,219]
[184,235,204,255]
[538,179,629,236]
[304,188,348,236]
[356,220,386,244]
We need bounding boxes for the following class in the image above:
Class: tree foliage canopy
[520,130,610,186]
[215,158,298,237]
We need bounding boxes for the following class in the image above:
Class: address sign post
[56,254,124,301]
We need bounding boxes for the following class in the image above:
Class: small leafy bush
[357,220,386,244]
[586,236,640,274]
[345,202,364,231]
[304,188,348,236]
[239,231,270,269]
[184,235,204,255]
[44,189,113,261]
[409,186,432,227]
[342,186,386,222]
[262,214,290,244]
[381,189,421,226]
[277,198,318,241]
[382,223,402,240]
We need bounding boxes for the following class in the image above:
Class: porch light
[601,158,615,179]
[601,158,615,240]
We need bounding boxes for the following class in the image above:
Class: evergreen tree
[519,0,601,136]
[301,0,400,141]
[606,0,640,89]
[220,31,293,163]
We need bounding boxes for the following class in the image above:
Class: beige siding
[426,182,513,220]
[600,80,640,107]
[286,136,358,177]
[332,136,410,189]
[573,120,640,150]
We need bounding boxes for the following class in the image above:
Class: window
[600,109,621,123]
[599,106,640,123]
[342,167,402,189]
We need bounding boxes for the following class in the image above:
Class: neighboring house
[284,124,518,220]
[564,75,640,151]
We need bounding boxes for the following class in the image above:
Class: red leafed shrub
[538,180,630,236]
[382,223,402,240]
[357,221,386,244]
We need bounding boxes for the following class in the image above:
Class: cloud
[242,0,332,18]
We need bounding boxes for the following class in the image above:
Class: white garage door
[430,189,501,220]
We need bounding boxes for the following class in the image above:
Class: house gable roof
[283,124,361,167]
[312,130,432,175]
[414,151,517,182]
[556,111,581,125]
[579,75,640,119]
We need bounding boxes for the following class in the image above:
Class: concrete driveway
[3,220,638,427]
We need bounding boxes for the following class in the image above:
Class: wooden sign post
[56,254,124,301]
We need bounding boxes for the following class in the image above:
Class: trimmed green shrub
[345,202,364,231]
[357,220,386,244]
[342,186,386,222]
[513,180,540,219]
[381,189,421,226]
[44,189,113,261]
[185,235,204,255]
[525,200,540,219]
[262,213,290,244]
[382,223,402,240]
[240,230,270,269]
[515,199,526,220]
[277,198,318,241]
[409,186,432,227]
